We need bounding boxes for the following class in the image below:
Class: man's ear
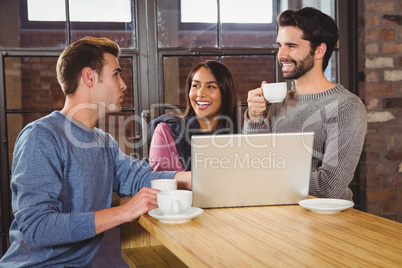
[81,67,95,87]
[315,43,327,59]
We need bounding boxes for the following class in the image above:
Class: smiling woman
[188,66,222,130]
[148,60,238,172]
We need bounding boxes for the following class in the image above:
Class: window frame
[178,0,278,34]
[19,0,135,31]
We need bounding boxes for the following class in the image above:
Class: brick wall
[358,0,402,222]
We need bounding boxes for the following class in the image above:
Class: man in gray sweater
[243,7,367,200]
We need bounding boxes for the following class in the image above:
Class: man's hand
[247,82,267,122]
[94,173,192,235]
[122,187,159,222]
[94,187,159,235]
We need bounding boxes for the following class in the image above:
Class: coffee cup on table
[262,82,287,103]
[157,190,192,215]
[151,179,177,192]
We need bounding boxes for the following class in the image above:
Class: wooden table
[120,200,402,267]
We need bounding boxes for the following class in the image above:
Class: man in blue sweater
[0,37,190,266]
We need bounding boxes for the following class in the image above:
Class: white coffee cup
[157,190,192,215]
[262,82,287,103]
[151,179,177,191]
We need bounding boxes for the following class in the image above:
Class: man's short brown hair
[56,37,121,95]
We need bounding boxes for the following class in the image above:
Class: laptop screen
[191,133,314,208]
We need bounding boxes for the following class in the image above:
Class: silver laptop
[191,132,314,208]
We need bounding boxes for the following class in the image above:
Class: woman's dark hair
[183,60,238,131]
[278,7,338,71]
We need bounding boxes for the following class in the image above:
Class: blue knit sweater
[0,111,176,267]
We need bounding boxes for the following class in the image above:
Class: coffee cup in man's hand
[262,82,287,103]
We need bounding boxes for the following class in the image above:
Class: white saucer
[148,207,204,223]
[298,198,354,214]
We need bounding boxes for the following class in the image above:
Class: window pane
[280,0,335,19]
[27,0,65,21]
[325,53,338,84]
[0,1,20,48]
[28,0,132,22]
[158,0,279,48]
[5,56,133,111]
[5,0,135,49]
[162,56,218,107]
[222,55,276,104]
[5,57,64,110]
[221,0,277,48]
[221,24,277,48]
[180,0,217,23]
[119,57,134,109]
[157,0,217,48]
[181,0,272,24]
[0,0,67,48]
[70,1,136,48]
[220,0,273,23]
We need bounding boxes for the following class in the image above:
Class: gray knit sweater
[243,84,367,200]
